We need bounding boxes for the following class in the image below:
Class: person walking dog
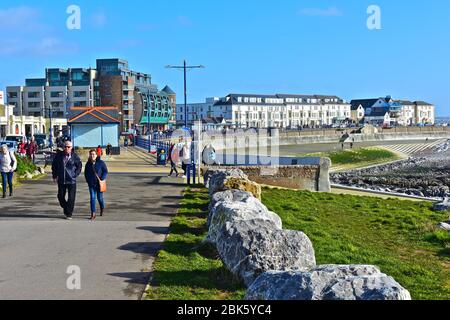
[51,141,82,220]
[84,149,108,220]
[0,144,17,198]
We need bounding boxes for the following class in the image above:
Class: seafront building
[177,94,352,129]
[0,101,66,139]
[6,58,176,135]
[350,96,435,126]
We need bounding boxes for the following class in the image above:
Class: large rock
[207,170,262,199]
[438,221,450,232]
[204,169,247,189]
[207,199,282,244]
[215,220,316,287]
[245,265,411,300]
[433,198,450,212]
[208,190,268,227]
[223,178,262,200]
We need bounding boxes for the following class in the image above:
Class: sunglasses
[65,146,72,149]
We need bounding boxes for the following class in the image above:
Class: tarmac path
[0,148,185,300]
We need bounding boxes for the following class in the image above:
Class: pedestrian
[51,141,82,220]
[96,145,103,159]
[350,142,354,149]
[84,149,108,220]
[168,143,179,177]
[106,143,112,156]
[18,141,26,158]
[0,144,17,198]
[26,137,38,164]
[341,143,344,150]
[124,138,129,150]
[181,141,191,179]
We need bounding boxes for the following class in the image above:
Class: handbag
[93,164,107,193]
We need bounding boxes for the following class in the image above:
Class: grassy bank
[263,188,449,300]
[145,187,449,300]
[304,147,401,170]
[143,187,246,300]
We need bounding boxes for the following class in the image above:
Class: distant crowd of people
[17,137,38,163]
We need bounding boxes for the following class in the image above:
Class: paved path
[0,148,185,300]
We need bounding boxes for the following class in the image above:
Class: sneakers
[65,216,73,220]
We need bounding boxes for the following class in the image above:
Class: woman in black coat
[84,149,108,220]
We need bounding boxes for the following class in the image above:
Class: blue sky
[0,0,449,115]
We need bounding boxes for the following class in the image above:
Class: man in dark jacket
[51,141,82,220]
[84,149,108,220]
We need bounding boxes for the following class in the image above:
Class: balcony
[123,95,135,101]
[123,104,134,111]
[123,115,134,121]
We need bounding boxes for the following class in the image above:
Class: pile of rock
[19,167,45,180]
[204,169,412,300]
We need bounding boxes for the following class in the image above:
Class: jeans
[58,183,77,217]
[89,185,105,214]
[169,160,178,176]
[1,172,14,194]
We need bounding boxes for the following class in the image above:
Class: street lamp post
[166,60,205,129]
[143,95,151,153]
[48,105,53,150]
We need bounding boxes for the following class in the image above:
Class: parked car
[4,135,26,143]
[0,140,18,152]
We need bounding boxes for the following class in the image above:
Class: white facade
[178,94,351,128]
[0,104,67,139]
[352,97,436,126]
[176,97,220,126]
[218,94,351,129]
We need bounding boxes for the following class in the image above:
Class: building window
[8,92,18,99]
[28,102,41,108]
[50,92,64,98]
[73,91,87,98]
[28,92,40,98]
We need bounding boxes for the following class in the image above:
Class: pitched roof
[367,109,389,117]
[414,101,433,106]
[161,85,175,95]
[350,99,380,110]
[68,106,120,124]
[202,117,225,124]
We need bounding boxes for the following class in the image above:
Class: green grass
[143,187,246,300]
[262,188,450,300]
[304,147,400,169]
[145,186,449,300]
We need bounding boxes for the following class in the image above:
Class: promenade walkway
[0,147,185,300]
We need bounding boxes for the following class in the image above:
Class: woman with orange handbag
[84,149,108,220]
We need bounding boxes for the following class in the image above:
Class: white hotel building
[177,94,351,128]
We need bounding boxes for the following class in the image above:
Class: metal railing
[134,136,198,185]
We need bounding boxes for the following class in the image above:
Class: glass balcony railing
[123,105,134,111]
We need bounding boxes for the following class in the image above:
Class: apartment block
[178,94,351,129]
